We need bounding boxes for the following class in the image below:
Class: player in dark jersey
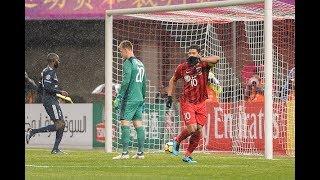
[166,45,220,163]
[26,53,69,154]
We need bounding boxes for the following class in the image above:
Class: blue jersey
[41,66,61,101]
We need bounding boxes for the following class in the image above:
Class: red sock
[175,129,191,144]
[185,131,201,157]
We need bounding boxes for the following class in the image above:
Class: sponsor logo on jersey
[54,74,58,81]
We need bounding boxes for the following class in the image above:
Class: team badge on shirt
[184,75,191,82]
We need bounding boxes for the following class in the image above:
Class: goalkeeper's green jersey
[117,56,147,102]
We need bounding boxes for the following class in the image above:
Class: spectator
[25,71,38,103]
[245,74,264,102]
[280,67,295,100]
[207,71,222,103]
[241,63,256,84]
[91,82,120,99]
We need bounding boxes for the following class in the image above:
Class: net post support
[105,14,113,153]
[264,0,273,160]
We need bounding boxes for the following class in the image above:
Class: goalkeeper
[113,40,147,160]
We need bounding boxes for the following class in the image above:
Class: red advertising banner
[192,101,291,154]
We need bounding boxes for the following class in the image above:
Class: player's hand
[113,98,120,109]
[61,90,69,97]
[196,54,202,61]
[166,96,172,108]
[187,56,200,66]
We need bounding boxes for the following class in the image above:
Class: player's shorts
[43,99,64,121]
[180,100,207,126]
[120,101,144,121]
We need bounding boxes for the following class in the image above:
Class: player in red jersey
[166,44,220,163]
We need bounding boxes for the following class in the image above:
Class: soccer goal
[104,0,295,159]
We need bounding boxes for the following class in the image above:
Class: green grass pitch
[25,148,294,180]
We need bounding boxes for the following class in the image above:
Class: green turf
[25,148,294,180]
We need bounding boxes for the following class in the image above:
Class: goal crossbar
[105,0,264,16]
[105,0,274,160]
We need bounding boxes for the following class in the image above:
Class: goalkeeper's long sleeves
[116,59,132,101]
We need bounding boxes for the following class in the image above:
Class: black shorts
[43,100,64,121]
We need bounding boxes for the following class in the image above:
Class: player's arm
[166,76,177,108]
[166,65,182,108]
[116,60,132,101]
[167,75,178,97]
[142,70,147,100]
[200,55,220,67]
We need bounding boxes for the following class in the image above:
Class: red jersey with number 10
[174,61,211,104]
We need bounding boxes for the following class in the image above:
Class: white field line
[26,164,249,168]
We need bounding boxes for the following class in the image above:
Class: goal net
[109,0,295,156]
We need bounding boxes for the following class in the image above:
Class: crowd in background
[25,66,295,104]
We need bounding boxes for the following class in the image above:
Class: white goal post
[105,0,275,159]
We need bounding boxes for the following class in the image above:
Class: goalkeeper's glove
[113,98,120,110]
[166,96,172,108]
[208,83,222,94]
